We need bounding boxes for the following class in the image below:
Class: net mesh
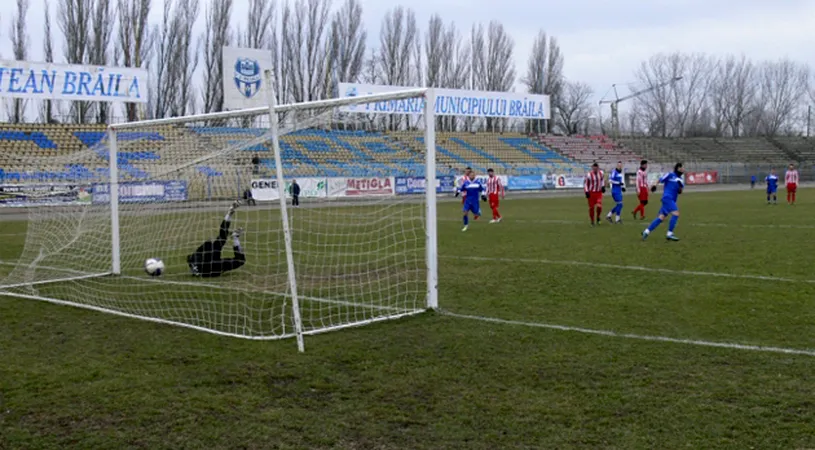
[0,92,432,339]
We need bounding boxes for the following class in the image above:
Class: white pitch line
[443,255,815,285]
[438,217,815,230]
[441,310,815,357]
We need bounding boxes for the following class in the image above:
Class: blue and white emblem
[234,58,262,99]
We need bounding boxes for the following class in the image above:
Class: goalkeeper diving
[187,200,246,278]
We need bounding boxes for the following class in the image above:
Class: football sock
[647,217,663,232]
[463,214,469,226]
[668,215,679,232]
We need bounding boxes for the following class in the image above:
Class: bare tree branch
[328,0,366,91]
[522,30,562,133]
[283,0,332,104]
[377,6,420,129]
[202,0,233,113]
[556,81,593,134]
[8,0,30,123]
[89,0,114,123]
[58,0,92,123]
[756,59,809,136]
[39,0,57,123]
[117,0,153,121]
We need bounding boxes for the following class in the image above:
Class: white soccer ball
[144,258,165,277]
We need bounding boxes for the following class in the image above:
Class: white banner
[222,46,274,110]
[0,60,148,103]
[250,178,327,201]
[554,174,584,189]
[339,82,550,120]
[327,178,348,198]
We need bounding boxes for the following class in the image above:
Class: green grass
[2,189,815,449]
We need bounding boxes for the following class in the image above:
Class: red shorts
[638,188,649,202]
[787,183,797,193]
[488,193,500,208]
[588,192,603,207]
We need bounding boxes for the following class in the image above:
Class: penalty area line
[441,310,815,357]
[444,255,815,285]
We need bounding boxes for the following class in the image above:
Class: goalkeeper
[187,200,246,278]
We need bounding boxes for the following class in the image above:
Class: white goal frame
[92,82,438,351]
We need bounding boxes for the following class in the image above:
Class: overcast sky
[0,0,813,105]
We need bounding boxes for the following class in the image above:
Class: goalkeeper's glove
[585,192,590,199]
[622,187,626,192]
[601,186,606,193]
[481,195,487,202]
[454,190,460,197]
[650,185,657,193]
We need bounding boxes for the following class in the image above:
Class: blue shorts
[659,198,678,216]
[767,187,777,194]
[612,191,623,203]
[463,201,481,216]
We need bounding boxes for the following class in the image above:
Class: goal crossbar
[109,89,429,130]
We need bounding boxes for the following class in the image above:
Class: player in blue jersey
[455,172,486,231]
[642,163,685,242]
[606,161,626,224]
[765,169,779,205]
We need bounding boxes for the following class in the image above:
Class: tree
[39,0,57,123]
[58,0,92,123]
[556,81,593,134]
[424,14,444,88]
[632,54,678,137]
[240,0,275,49]
[522,30,563,133]
[202,0,233,113]
[89,0,114,123]
[756,59,809,136]
[117,0,154,121]
[328,0,366,90]
[282,0,332,103]
[472,21,515,130]
[377,6,420,129]
[152,0,199,119]
[9,0,30,123]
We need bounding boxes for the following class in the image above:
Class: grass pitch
[2,188,815,449]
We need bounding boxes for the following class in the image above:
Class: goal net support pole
[265,70,305,352]
[424,89,439,310]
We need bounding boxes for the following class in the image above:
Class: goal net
[0,88,438,348]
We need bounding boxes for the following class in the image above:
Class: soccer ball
[144,258,165,277]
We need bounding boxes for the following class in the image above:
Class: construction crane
[599,76,682,138]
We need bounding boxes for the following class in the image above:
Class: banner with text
[92,181,187,204]
[508,175,544,191]
[251,178,327,201]
[394,176,456,194]
[554,174,584,189]
[344,177,395,196]
[339,83,551,120]
[0,60,148,103]
[0,184,91,207]
[685,171,718,185]
[222,47,274,110]
[454,175,509,191]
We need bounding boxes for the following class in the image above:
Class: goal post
[0,87,438,350]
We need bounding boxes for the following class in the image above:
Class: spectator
[290,179,301,207]
[252,155,260,175]
[750,175,756,189]
[243,188,256,206]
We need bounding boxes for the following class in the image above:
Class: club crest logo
[234,58,262,99]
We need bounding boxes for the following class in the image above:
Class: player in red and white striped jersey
[631,160,655,220]
[785,163,799,205]
[458,167,472,204]
[584,163,605,226]
[485,168,505,223]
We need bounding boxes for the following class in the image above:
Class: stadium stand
[617,137,794,164]
[2,125,588,189]
[538,135,642,167]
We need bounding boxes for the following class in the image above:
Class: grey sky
[1,0,813,105]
